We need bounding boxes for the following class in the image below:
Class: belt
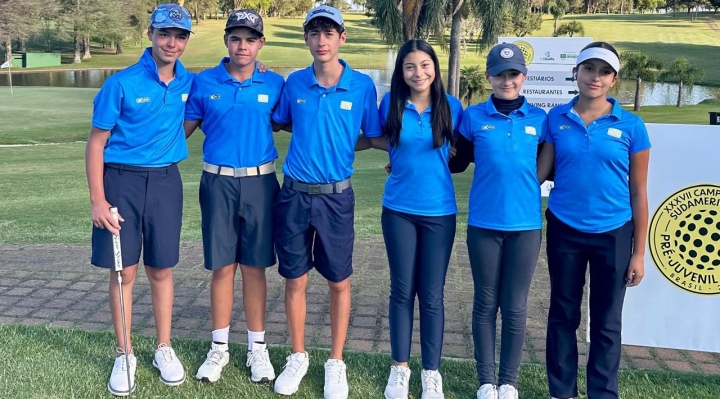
[105,163,175,172]
[203,161,275,178]
[283,176,351,194]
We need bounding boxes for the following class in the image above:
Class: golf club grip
[110,207,123,272]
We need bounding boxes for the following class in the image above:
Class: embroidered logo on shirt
[297,98,306,104]
[136,97,150,104]
[525,126,537,135]
[607,128,622,138]
[181,93,188,102]
[258,94,269,103]
[340,101,353,111]
[209,94,221,100]
[481,125,495,130]
[559,125,570,130]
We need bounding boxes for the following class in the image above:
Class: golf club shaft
[110,207,132,394]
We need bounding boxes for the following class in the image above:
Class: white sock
[248,330,265,351]
[212,326,230,345]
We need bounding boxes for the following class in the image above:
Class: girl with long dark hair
[538,41,651,399]
[363,38,463,399]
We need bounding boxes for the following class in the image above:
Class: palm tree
[459,65,486,105]
[620,51,663,111]
[660,57,704,107]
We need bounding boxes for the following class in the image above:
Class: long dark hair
[385,39,454,149]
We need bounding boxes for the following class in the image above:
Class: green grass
[2,324,720,398]
[7,13,720,84]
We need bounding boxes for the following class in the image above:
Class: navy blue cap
[151,4,193,33]
[486,43,527,76]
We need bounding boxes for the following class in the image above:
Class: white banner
[498,37,592,66]
[622,123,720,353]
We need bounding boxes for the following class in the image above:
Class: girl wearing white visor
[538,42,651,399]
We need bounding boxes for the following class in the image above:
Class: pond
[0,67,717,107]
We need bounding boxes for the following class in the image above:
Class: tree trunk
[402,0,424,41]
[553,19,558,35]
[447,0,463,97]
[82,36,91,60]
[677,80,683,107]
[620,0,624,14]
[116,41,123,55]
[633,77,642,111]
[73,33,82,63]
[4,41,11,63]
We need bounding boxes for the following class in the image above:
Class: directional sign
[525,70,576,86]
[526,97,572,110]
[522,86,580,98]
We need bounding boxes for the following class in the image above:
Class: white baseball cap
[576,47,621,73]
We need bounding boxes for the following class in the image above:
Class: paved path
[1,240,718,375]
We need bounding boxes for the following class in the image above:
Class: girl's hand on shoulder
[256,61,270,72]
[449,146,457,158]
[384,163,392,174]
[625,253,645,287]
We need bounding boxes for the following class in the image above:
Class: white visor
[576,47,620,73]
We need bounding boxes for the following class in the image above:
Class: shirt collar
[483,96,529,117]
[405,100,431,114]
[139,47,187,83]
[216,58,265,85]
[306,59,353,91]
[561,96,622,121]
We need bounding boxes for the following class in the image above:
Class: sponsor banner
[622,124,720,353]
[498,37,593,66]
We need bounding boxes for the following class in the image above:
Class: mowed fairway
[2,324,720,399]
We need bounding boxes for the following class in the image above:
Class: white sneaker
[107,350,137,397]
[246,342,276,383]
[477,383,498,399]
[153,343,186,386]
[498,384,518,399]
[324,359,349,399]
[274,352,310,396]
[384,365,411,399]
[195,342,230,382]
[421,369,444,399]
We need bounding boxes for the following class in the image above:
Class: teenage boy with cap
[271,5,382,399]
[184,8,284,384]
[86,3,193,396]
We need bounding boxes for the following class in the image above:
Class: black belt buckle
[307,184,322,195]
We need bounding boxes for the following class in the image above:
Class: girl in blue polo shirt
[538,42,651,399]
[365,39,463,399]
[450,43,547,399]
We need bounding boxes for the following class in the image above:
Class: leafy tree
[503,7,542,37]
[620,51,663,111]
[659,57,704,107]
[555,20,584,36]
[0,0,43,62]
[547,0,568,36]
[459,65,486,105]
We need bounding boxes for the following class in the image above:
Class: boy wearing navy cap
[184,8,284,385]
[271,5,382,399]
[86,3,193,396]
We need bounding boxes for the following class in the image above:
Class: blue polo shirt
[272,59,382,183]
[92,48,192,167]
[374,92,463,217]
[185,59,284,168]
[459,98,547,230]
[545,97,651,233]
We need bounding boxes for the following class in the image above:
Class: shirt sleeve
[272,78,292,125]
[458,107,473,141]
[360,83,383,138]
[378,92,390,128]
[92,77,123,131]
[629,117,651,154]
[184,78,203,121]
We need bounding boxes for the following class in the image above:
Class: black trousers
[545,209,634,399]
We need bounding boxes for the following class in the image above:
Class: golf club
[110,206,133,395]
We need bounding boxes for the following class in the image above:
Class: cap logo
[169,9,183,21]
[500,48,514,59]
[311,8,335,17]
[234,11,258,23]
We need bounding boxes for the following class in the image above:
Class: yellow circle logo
[513,40,534,65]
[649,184,720,295]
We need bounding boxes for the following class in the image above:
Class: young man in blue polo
[86,3,193,396]
[184,9,284,384]
[271,5,382,399]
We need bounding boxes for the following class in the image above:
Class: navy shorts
[273,184,355,282]
[91,163,183,269]
[200,171,280,270]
